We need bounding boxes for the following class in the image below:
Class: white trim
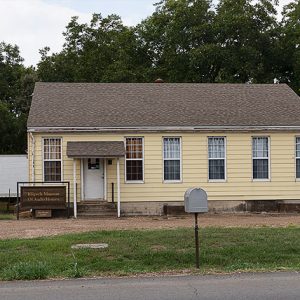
[295,136,300,181]
[30,132,35,182]
[252,136,271,182]
[42,137,63,182]
[104,158,107,200]
[162,137,182,183]
[73,159,77,219]
[207,136,227,182]
[124,137,145,184]
[117,157,121,218]
[28,125,300,133]
[80,159,84,200]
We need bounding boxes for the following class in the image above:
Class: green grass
[0,227,300,280]
[0,214,14,220]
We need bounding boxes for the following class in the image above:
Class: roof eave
[27,126,300,133]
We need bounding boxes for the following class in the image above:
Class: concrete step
[78,204,116,210]
[78,210,117,215]
[78,212,117,218]
[81,199,106,203]
[77,200,117,218]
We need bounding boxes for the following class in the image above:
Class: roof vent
[155,78,164,83]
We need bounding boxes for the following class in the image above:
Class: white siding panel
[0,155,28,197]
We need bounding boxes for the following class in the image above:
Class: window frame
[42,137,63,182]
[207,136,227,182]
[162,137,182,183]
[295,136,300,181]
[124,137,144,184]
[252,136,271,182]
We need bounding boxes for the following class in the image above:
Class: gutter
[27,125,300,133]
[30,132,35,182]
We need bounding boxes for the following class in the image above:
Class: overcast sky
[0,0,293,66]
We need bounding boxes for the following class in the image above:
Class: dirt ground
[1,213,300,240]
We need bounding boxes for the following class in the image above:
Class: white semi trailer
[0,155,28,197]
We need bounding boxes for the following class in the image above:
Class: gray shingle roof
[67,141,125,158]
[27,82,300,128]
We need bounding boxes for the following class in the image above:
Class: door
[83,158,104,200]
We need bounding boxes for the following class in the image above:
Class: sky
[0,0,293,67]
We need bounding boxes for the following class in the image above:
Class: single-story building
[27,82,300,217]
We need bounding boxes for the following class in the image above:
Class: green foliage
[0,102,29,154]
[137,0,217,82]
[0,214,14,220]
[1,0,300,153]
[278,0,300,93]
[36,0,290,85]
[214,0,279,83]
[0,42,36,154]
[37,14,150,82]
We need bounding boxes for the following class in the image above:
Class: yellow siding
[27,131,300,203]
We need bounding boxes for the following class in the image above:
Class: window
[88,158,100,170]
[125,137,143,182]
[296,137,300,179]
[43,138,62,182]
[252,137,269,180]
[163,137,181,181]
[208,137,226,180]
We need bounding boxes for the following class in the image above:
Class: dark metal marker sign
[21,186,66,209]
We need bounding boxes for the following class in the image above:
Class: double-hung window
[252,137,269,180]
[296,137,300,179]
[208,137,226,180]
[163,137,181,181]
[125,137,144,182]
[43,138,62,182]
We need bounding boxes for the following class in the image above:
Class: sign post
[194,212,200,269]
[184,188,208,269]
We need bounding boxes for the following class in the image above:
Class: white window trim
[252,136,271,182]
[207,136,227,182]
[42,137,63,182]
[162,137,182,183]
[295,136,300,181]
[124,137,144,184]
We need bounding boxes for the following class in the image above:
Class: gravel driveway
[1,213,300,240]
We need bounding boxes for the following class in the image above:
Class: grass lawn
[0,227,299,280]
[0,214,14,220]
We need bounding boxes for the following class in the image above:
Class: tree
[0,102,19,154]
[0,42,24,110]
[137,0,217,82]
[136,0,280,83]
[0,42,36,154]
[278,0,300,94]
[38,14,150,82]
[214,0,280,83]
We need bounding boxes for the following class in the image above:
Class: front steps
[77,200,117,218]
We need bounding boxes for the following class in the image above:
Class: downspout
[30,132,35,182]
[73,159,77,218]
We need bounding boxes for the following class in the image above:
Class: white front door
[83,158,104,200]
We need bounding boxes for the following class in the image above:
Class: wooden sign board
[21,186,66,210]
